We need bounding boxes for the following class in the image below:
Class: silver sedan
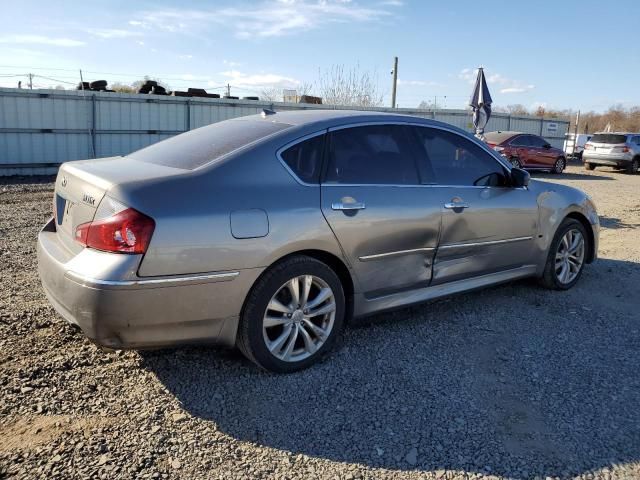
[37,110,599,372]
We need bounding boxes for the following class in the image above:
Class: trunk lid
[53,157,187,254]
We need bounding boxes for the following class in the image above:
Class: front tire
[552,157,566,174]
[585,163,596,171]
[626,158,639,174]
[539,219,588,290]
[510,157,522,169]
[237,255,345,373]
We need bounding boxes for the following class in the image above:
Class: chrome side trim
[438,236,533,250]
[359,247,436,262]
[354,264,538,316]
[65,270,240,290]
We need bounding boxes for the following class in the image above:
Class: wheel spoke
[298,325,317,355]
[264,315,288,328]
[268,324,292,354]
[305,287,333,310]
[300,275,312,308]
[309,301,336,317]
[281,324,299,360]
[287,277,300,307]
[302,319,328,341]
[268,298,293,314]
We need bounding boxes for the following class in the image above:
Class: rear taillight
[621,146,630,153]
[75,199,155,254]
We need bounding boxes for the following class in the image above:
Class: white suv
[583,133,640,174]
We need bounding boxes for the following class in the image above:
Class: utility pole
[226,83,231,97]
[28,73,33,90]
[390,56,398,108]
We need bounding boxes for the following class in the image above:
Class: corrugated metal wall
[0,87,569,176]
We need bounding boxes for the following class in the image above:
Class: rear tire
[237,255,345,373]
[552,157,565,174]
[585,163,596,171]
[626,158,639,174]
[539,218,588,290]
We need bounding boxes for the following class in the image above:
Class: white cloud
[179,54,193,60]
[459,67,534,94]
[220,69,300,88]
[0,35,84,47]
[223,59,242,67]
[128,0,399,39]
[85,28,142,39]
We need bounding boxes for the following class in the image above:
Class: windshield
[129,119,292,170]
[590,134,628,144]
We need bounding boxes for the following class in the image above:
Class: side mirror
[543,143,552,149]
[511,167,530,188]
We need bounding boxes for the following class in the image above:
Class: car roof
[235,109,449,131]
[483,131,524,143]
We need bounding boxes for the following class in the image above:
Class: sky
[1,0,639,112]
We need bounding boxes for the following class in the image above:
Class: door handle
[444,202,469,209]
[332,201,366,211]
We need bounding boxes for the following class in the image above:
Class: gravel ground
[1,165,639,480]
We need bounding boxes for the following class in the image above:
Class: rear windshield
[590,134,628,144]
[129,119,292,170]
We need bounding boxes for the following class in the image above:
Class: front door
[320,124,442,297]
[412,126,539,285]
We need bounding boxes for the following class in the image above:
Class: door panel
[320,124,442,297]
[432,186,539,284]
[321,186,442,296]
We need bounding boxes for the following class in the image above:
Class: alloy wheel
[554,158,565,173]
[555,228,585,285]
[511,158,521,168]
[262,275,336,362]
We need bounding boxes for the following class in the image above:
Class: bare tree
[111,82,136,93]
[316,64,383,107]
[260,87,282,102]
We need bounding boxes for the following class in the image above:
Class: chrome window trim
[438,236,533,250]
[276,120,514,188]
[359,247,435,262]
[65,270,240,289]
[276,130,327,187]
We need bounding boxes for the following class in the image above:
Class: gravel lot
[1,164,639,480]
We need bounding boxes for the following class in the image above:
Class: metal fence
[0,87,569,176]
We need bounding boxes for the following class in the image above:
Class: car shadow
[140,257,640,478]
[599,216,640,230]
[530,171,614,181]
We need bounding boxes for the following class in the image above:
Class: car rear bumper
[37,218,262,349]
[583,153,632,166]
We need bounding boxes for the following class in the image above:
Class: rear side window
[414,127,508,187]
[510,135,531,147]
[281,134,325,184]
[324,125,420,185]
[590,134,628,144]
[129,120,292,170]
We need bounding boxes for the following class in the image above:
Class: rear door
[412,126,539,285]
[509,135,532,166]
[320,124,442,297]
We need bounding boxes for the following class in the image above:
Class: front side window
[281,134,325,184]
[529,135,547,148]
[324,125,420,185]
[413,127,508,187]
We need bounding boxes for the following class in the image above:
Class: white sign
[547,122,558,132]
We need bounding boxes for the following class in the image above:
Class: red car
[484,131,567,174]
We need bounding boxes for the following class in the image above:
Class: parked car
[484,131,567,173]
[37,111,599,372]
[583,132,640,174]
[563,133,592,159]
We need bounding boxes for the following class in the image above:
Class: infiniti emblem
[61,176,67,187]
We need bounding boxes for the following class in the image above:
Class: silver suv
[583,133,640,173]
